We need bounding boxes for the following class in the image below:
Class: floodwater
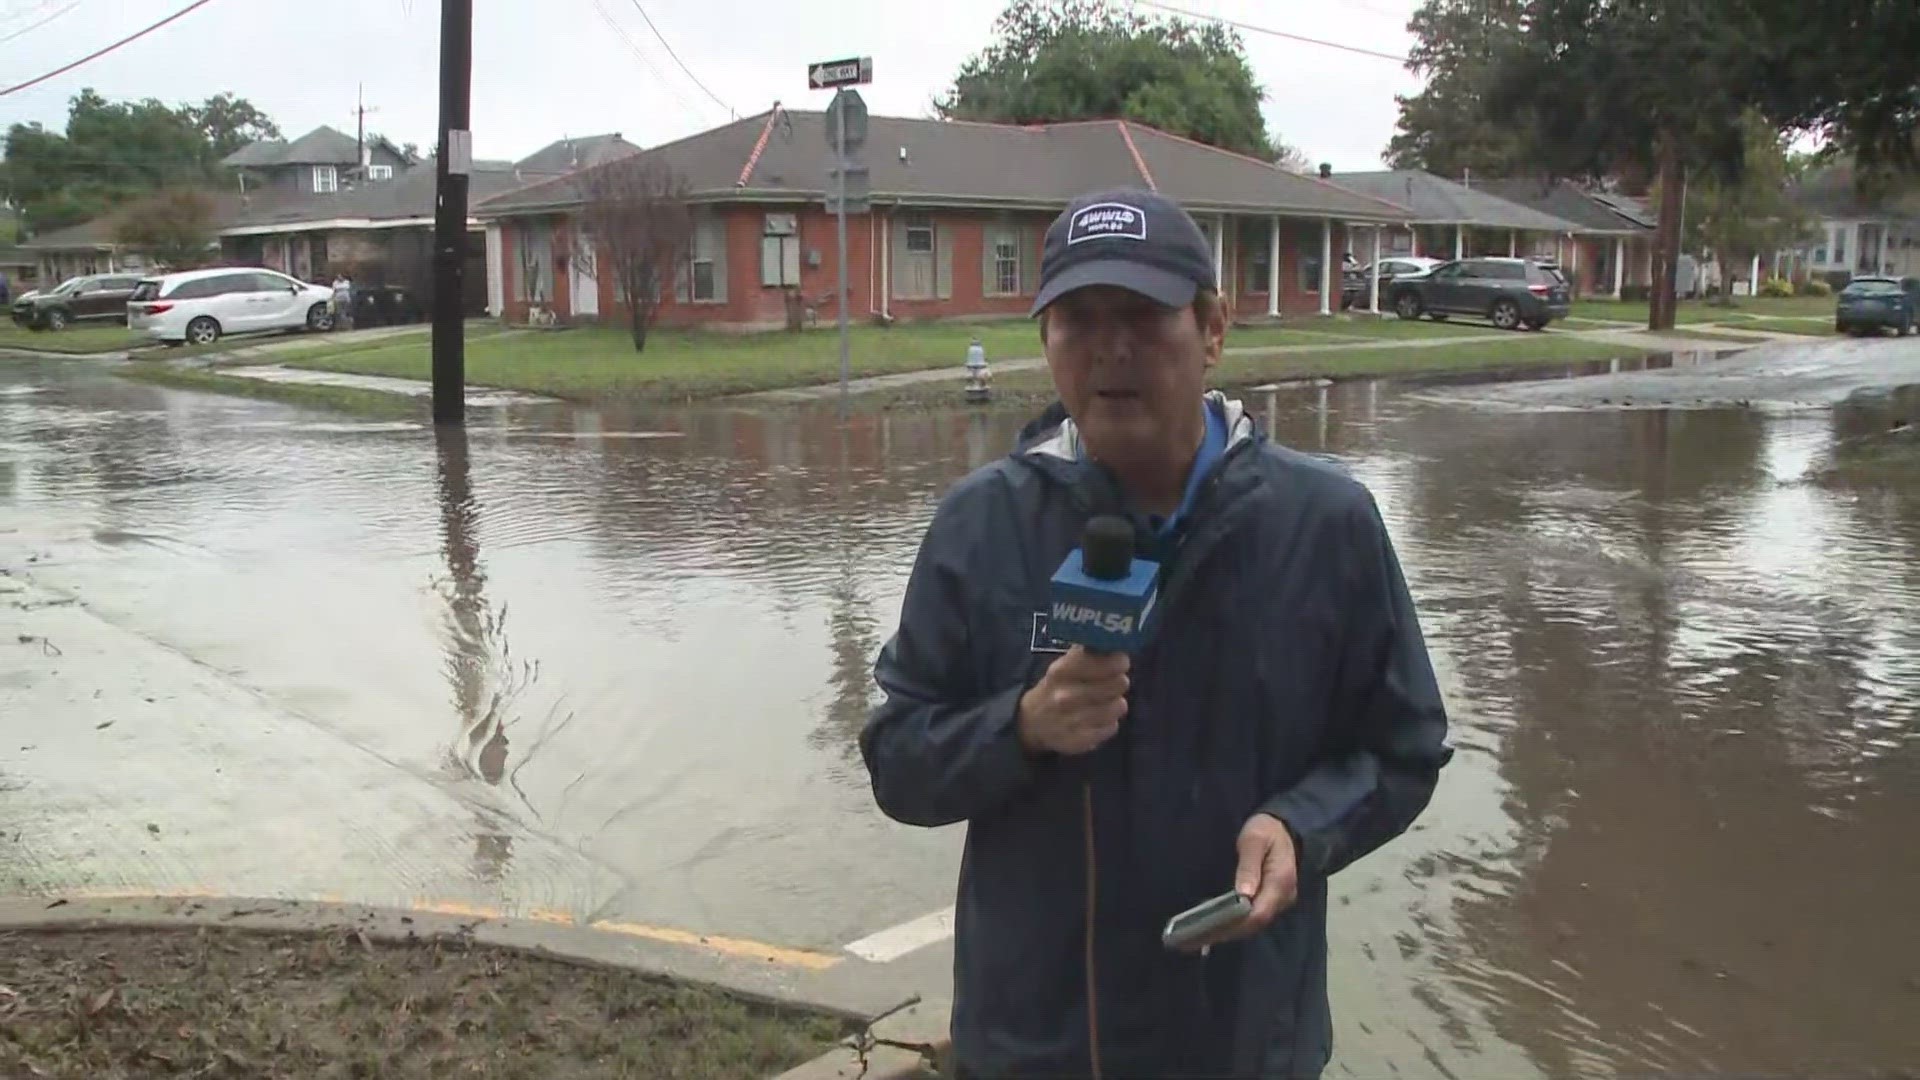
[4,340,1918,1078]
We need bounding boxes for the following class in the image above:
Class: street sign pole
[835,89,850,414]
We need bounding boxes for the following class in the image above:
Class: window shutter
[1020,225,1039,296]
[935,223,953,300]
[709,217,728,303]
[981,222,997,296]
[891,216,911,299]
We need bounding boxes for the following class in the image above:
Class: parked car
[127,267,336,346]
[10,272,143,330]
[1388,257,1571,330]
[1833,275,1918,336]
[1342,256,1445,310]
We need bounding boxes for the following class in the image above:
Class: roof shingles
[476,110,1411,222]
[1328,170,1583,232]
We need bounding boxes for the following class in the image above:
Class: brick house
[472,107,1411,330]
[1472,178,1659,298]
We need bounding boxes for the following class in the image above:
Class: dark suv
[10,273,142,331]
[1388,257,1571,330]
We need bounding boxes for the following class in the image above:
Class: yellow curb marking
[591,920,842,971]
[34,891,840,972]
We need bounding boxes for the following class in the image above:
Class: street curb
[0,894,921,1060]
[774,997,952,1079]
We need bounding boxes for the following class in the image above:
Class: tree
[184,93,280,159]
[1481,0,1778,330]
[575,159,692,351]
[1384,0,1534,177]
[1482,0,1920,331]
[937,0,1295,160]
[1270,139,1311,174]
[1657,112,1812,304]
[1,88,280,236]
[113,189,219,270]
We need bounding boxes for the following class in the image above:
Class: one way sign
[807,56,873,90]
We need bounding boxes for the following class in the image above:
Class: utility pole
[833,89,850,414]
[431,0,473,425]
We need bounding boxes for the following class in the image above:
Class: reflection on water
[2,356,1918,1077]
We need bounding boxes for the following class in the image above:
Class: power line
[1132,0,1408,63]
[590,0,702,118]
[623,0,734,120]
[0,0,81,45]
[0,0,220,98]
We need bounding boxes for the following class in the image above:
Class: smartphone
[1161,890,1252,951]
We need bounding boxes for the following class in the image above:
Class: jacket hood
[1015,390,1257,462]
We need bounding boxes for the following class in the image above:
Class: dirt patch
[0,926,849,1079]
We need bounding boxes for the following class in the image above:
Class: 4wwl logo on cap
[1067,202,1148,245]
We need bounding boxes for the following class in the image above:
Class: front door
[571,227,598,318]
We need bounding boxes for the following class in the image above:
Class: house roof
[1469,178,1652,234]
[0,244,35,266]
[219,161,535,232]
[474,109,1411,222]
[513,133,641,174]
[1325,170,1583,232]
[221,125,406,169]
[1587,190,1657,230]
[19,190,248,250]
[1788,163,1920,222]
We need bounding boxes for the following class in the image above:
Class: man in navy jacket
[860,189,1453,1079]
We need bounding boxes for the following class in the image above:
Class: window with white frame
[312,165,338,193]
[905,214,934,254]
[761,213,800,287]
[368,164,394,180]
[686,212,725,302]
[987,227,1020,295]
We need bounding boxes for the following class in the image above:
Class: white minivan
[127,267,336,346]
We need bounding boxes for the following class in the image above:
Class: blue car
[1834,275,1919,336]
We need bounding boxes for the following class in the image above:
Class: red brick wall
[496,203,1376,326]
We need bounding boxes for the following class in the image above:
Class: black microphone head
[1081,515,1134,580]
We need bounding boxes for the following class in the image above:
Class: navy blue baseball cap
[1029,188,1217,317]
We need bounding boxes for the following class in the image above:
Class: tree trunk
[1650,136,1684,331]
[629,298,649,351]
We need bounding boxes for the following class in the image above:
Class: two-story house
[221,125,413,196]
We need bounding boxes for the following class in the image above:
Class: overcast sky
[3,0,1425,172]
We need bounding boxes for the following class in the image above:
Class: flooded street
[4,340,1918,1077]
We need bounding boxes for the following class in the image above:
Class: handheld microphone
[1045,515,1160,655]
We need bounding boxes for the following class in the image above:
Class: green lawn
[0,323,149,354]
[1571,295,1835,325]
[278,316,1496,404]
[1657,328,1773,344]
[283,321,1058,402]
[867,336,1664,411]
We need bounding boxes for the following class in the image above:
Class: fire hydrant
[963,336,992,401]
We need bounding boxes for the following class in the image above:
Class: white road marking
[844,905,956,963]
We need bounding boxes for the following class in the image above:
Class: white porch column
[1213,214,1226,290]
[1454,225,1465,259]
[1408,226,1420,257]
[1749,253,1760,292]
[1509,230,1518,256]
[1319,218,1332,316]
[1569,234,1580,295]
[1613,237,1625,298]
[1267,216,1281,317]
[1369,225,1383,313]
[484,224,505,317]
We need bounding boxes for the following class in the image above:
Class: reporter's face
[1042,285,1221,467]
